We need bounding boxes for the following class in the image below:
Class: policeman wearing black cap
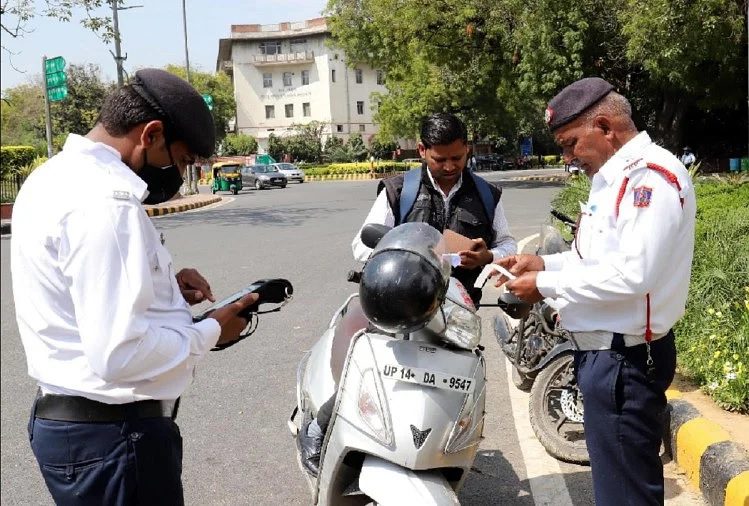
[494,77,697,504]
[11,68,258,505]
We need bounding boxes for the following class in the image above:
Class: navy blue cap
[545,77,615,131]
[131,69,215,158]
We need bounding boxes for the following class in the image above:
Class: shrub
[1,146,37,178]
[222,133,258,155]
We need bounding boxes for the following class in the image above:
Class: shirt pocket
[456,207,485,237]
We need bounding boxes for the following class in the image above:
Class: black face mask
[138,148,184,205]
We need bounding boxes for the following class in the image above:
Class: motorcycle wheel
[529,353,589,464]
[512,365,534,392]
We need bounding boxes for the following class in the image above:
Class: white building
[216,18,392,153]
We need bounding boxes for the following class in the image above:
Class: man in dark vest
[296,113,517,479]
[352,112,517,305]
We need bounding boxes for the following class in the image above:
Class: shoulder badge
[112,190,131,200]
[633,186,653,208]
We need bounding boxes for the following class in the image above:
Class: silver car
[271,163,305,183]
[241,165,287,190]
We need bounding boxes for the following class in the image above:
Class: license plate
[380,365,475,393]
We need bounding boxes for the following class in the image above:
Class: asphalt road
[0,168,701,505]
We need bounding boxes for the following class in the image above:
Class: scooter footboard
[359,455,459,506]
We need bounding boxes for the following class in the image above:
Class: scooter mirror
[497,291,532,320]
[361,223,392,249]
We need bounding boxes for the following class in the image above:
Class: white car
[271,163,305,183]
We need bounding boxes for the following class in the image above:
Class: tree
[346,133,368,162]
[222,133,258,155]
[327,0,747,154]
[369,134,398,159]
[0,83,47,154]
[163,65,235,151]
[51,63,114,138]
[1,1,114,71]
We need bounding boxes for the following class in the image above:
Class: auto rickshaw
[211,162,243,195]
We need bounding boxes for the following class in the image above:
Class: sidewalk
[497,233,749,506]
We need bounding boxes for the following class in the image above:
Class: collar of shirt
[596,131,652,187]
[425,167,463,202]
[63,134,149,202]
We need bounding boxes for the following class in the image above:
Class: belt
[34,393,179,423]
[569,330,669,351]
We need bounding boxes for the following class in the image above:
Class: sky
[1,0,328,91]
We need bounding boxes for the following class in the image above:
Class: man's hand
[492,254,545,287]
[459,238,493,269]
[208,293,260,346]
[505,272,543,304]
[176,268,215,305]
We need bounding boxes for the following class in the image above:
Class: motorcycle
[493,210,590,464]
[290,223,486,505]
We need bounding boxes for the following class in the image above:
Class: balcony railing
[252,51,315,66]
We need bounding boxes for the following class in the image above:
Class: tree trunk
[654,92,687,152]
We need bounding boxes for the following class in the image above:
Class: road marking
[517,233,539,255]
[504,357,574,506]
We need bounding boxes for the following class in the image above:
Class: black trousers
[28,398,184,506]
[575,331,676,506]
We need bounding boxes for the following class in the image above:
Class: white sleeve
[536,173,684,302]
[351,189,395,262]
[60,201,220,383]
[489,199,517,261]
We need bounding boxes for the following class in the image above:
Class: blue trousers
[28,400,184,506]
[575,331,676,506]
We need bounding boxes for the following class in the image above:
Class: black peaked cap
[131,68,215,158]
[545,77,615,131]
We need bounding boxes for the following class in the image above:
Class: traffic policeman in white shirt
[11,68,257,506]
[494,77,696,505]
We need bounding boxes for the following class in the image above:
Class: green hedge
[553,174,749,412]
[1,146,37,179]
[303,161,419,177]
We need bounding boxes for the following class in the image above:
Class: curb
[666,397,749,506]
[144,196,222,217]
[508,174,570,183]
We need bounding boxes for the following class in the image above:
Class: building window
[290,38,307,52]
[265,105,275,119]
[263,73,272,88]
[356,101,364,115]
[376,70,384,85]
[355,68,363,84]
[285,104,294,118]
[260,41,282,55]
[359,124,366,132]
[303,102,311,117]
[283,72,293,87]
[336,124,343,133]
[301,70,310,86]
[331,69,336,82]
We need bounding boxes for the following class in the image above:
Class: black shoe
[297,419,323,478]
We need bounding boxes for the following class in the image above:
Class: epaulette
[615,161,685,218]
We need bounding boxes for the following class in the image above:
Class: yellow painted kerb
[666,389,683,400]
[724,470,749,506]
[676,417,730,487]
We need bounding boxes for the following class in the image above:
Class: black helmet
[359,223,450,333]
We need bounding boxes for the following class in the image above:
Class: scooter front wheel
[528,353,589,464]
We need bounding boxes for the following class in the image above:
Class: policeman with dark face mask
[10,68,257,505]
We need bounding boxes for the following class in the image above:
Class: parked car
[241,165,287,190]
[271,163,305,183]
[475,154,504,171]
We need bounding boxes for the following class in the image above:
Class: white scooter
[289,223,486,505]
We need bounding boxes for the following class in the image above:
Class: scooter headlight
[357,368,393,447]
[440,298,481,350]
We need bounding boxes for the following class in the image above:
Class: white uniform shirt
[10,134,221,404]
[352,170,517,261]
[536,131,696,338]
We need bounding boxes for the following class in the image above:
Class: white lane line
[504,357,574,506]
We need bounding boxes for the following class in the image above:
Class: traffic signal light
[45,56,67,102]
